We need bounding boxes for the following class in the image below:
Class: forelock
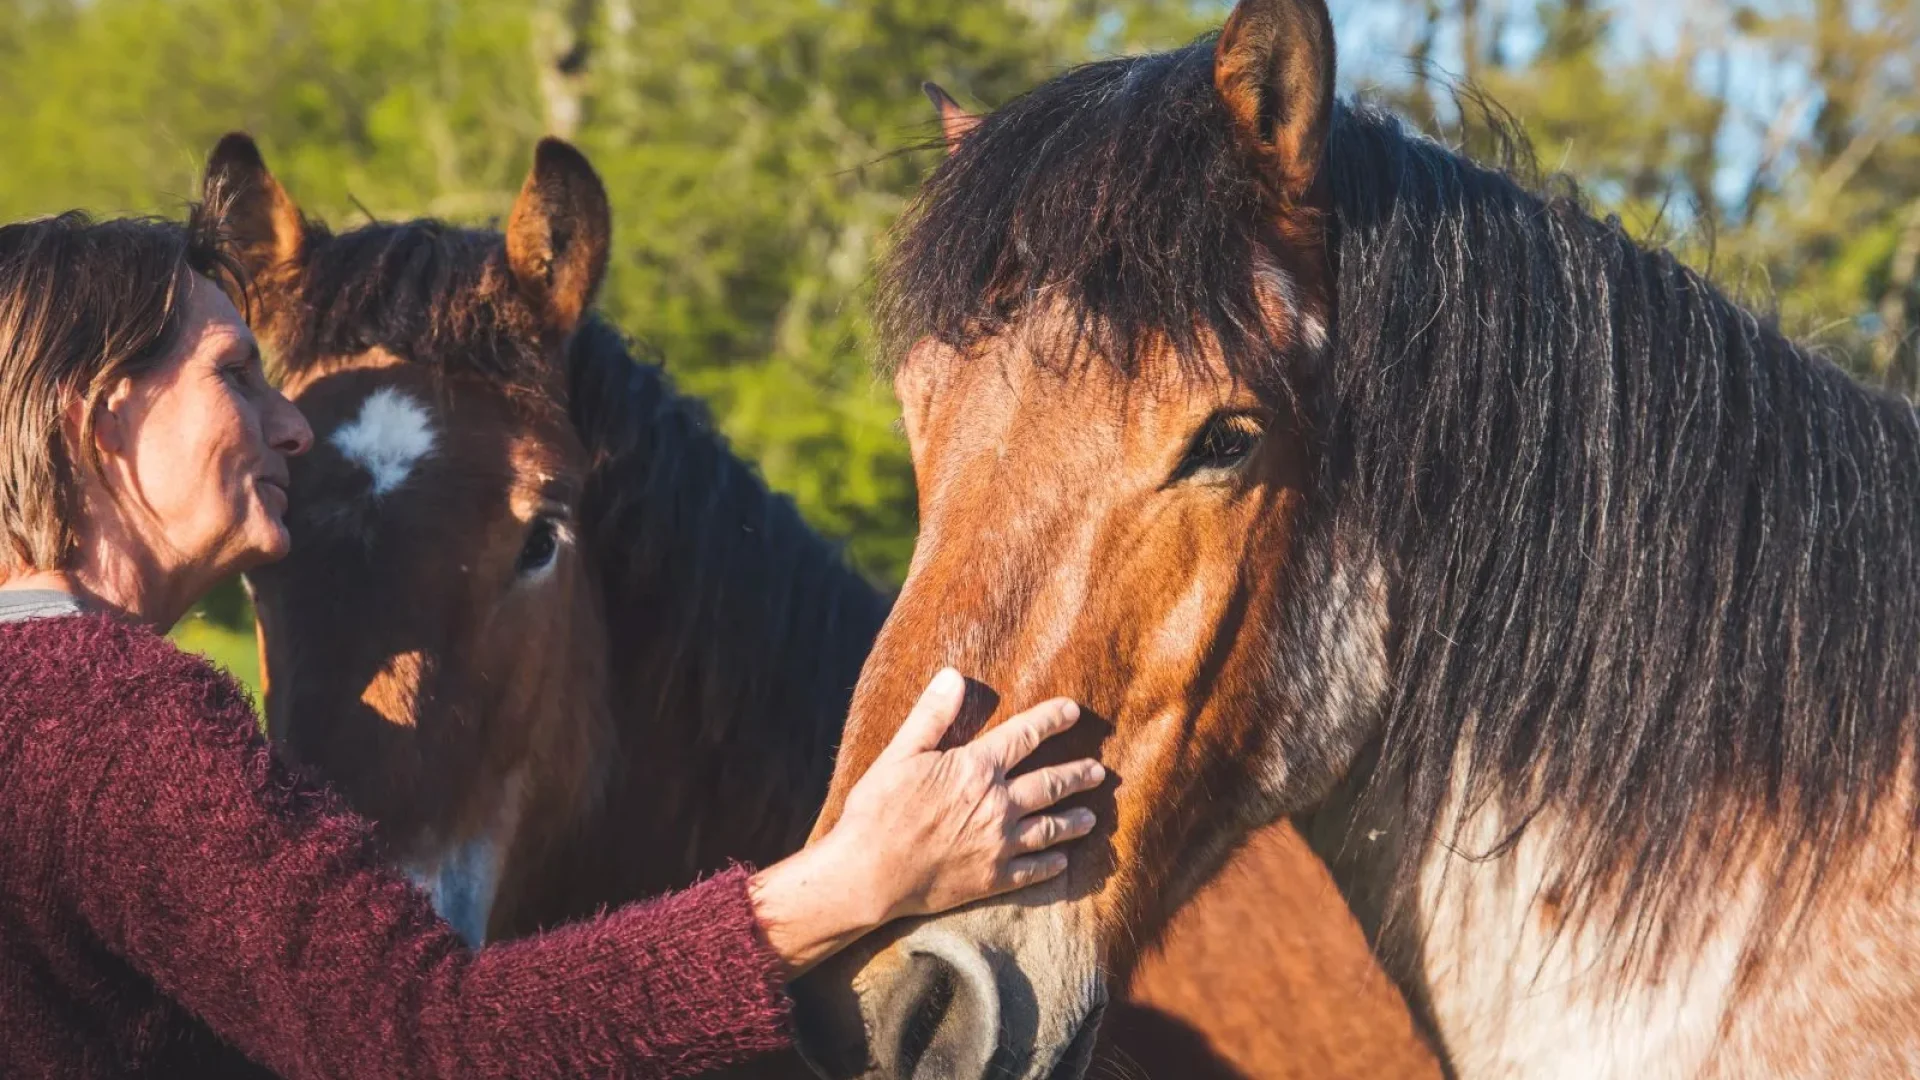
[276,220,556,396]
[878,39,1305,398]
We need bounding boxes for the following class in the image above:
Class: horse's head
[793,2,1391,1076]
[202,136,615,936]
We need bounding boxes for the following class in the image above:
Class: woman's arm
[57,656,1099,1079]
[59,667,789,1080]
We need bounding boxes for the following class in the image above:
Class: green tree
[0,0,1225,586]
[1368,0,1920,394]
[8,0,1913,635]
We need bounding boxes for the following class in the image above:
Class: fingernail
[1073,808,1096,829]
[1059,701,1080,722]
[1087,763,1106,784]
[1049,853,1069,871]
[931,668,963,697]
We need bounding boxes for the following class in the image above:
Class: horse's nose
[871,931,1002,1080]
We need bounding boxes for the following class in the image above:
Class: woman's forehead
[180,273,259,366]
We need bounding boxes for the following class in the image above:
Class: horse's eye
[515,518,561,576]
[1174,412,1264,482]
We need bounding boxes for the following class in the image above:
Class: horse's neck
[1309,753,1920,1080]
[1315,116,1920,1072]
[598,562,883,883]
[563,325,890,897]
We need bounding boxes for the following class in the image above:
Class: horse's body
[203,135,1438,1078]
[788,2,1920,1078]
[1317,780,1920,1078]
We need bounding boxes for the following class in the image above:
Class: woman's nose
[268,392,314,457]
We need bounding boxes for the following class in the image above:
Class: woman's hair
[0,211,241,574]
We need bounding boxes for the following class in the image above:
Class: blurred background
[4,0,1914,695]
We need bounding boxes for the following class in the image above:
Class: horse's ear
[506,138,611,336]
[1213,0,1336,206]
[201,133,306,282]
[923,82,980,154]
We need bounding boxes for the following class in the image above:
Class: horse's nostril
[873,933,1001,1080]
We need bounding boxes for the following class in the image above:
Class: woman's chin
[256,523,293,564]
[231,517,293,571]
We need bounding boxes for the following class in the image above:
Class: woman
[0,211,1106,1078]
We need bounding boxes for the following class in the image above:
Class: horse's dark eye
[516,518,560,576]
[1175,412,1264,481]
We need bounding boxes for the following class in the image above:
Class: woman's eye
[1174,412,1264,482]
[516,519,561,576]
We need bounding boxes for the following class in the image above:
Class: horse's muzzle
[794,926,1107,1080]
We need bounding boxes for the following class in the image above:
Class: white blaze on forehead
[330,387,438,496]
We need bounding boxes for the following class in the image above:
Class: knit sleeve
[57,647,792,1079]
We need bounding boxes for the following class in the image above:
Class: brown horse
[792,0,1920,1076]
[202,136,1437,1077]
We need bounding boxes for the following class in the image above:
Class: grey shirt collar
[0,589,84,623]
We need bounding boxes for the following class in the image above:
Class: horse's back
[1109,820,1442,1079]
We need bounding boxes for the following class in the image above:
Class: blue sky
[1329,0,1820,214]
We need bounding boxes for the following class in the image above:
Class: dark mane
[566,317,890,868]
[881,43,1288,386]
[1325,104,1920,967]
[886,39,1920,971]
[287,216,890,874]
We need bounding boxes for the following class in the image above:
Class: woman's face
[100,274,311,585]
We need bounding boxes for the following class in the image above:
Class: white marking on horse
[402,765,530,948]
[1254,260,1330,354]
[330,388,438,496]
[1296,313,1330,352]
[406,836,500,948]
[1321,753,1920,1078]
[1261,556,1391,805]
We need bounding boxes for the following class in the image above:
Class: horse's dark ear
[1213,0,1336,206]
[201,133,306,282]
[923,82,980,154]
[506,138,611,336]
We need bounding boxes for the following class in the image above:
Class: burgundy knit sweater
[0,613,792,1078]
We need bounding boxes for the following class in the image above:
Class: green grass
[170,615,263,719]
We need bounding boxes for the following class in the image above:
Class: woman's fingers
[1006,758,1106,814]
[1011,807,1097,853]
[975,697,1081,770]
[994,851,1070,895]
[882,668,968,759]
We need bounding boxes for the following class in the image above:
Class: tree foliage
[0,0,1222,585]
[2,0,1914,602]
[1369,0,1920,393]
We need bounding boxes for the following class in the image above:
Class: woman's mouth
[257,476,289,513]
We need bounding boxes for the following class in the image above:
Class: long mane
[883,39,1920,970]
[566,317,890,867]
[1326,103,1920,966]
[284,219,890,876]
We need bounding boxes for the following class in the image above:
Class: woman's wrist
[747,835,892,979]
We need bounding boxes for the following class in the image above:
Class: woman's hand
[750,669,1104,977]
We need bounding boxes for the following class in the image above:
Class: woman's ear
[76,379,137,459]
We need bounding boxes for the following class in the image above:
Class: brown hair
[0,210,241,574]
